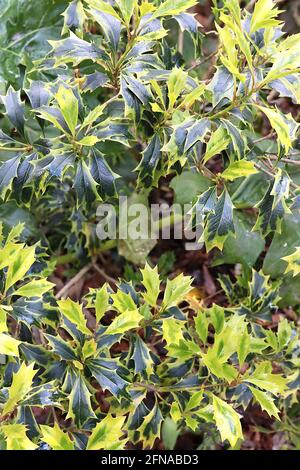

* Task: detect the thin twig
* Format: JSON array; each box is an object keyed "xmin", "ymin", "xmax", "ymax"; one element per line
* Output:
[
  {"xmin": 266, "ymin": 155, "xmax": 300, "ymax": 167},
  {"xmin": 56, "ymin": 263, "xmax": 93, "ymax": 299},
  {"xmin": 256, "ymin": 161, "xmax": 298, "ymax": 191},
  {"xmin": 245, "ymin": 0, "xmax": 256, "ymax": 12},
  {"xmin": 187, "ymin": 50, "xmax": 218, "ymax": 72},
  {"xmin": 92, "ymin": 262, "xmax": 117, "ymax": 286},
  {"xmin": 252, "ymin": 132, "xmax": 275, "ymax": 143}
]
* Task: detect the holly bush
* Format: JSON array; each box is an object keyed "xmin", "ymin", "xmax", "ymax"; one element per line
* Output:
[{"xmin": 0, "ymin": 0, "xmax": 300, "ymax": 451}]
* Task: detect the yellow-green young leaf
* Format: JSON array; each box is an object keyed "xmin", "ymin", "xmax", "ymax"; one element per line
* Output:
[
  {"xmin": 202, "ymin": 347, "xmax": 238, "ymax": 382},
  {"xmin": 40, "ymin": 423, "xmax": 75, "ymax": 450},
  {"xmin": 35, "ymin": 107, "xmax": 66, "ymax": 134},
  {"xmin": 55, "ymin": 86, "xmax": 78, "ymax": 136},
  {"xmin": 225, "ymin": 0, "xmax": 241, "ymax": 26},
  {"xmin": 219, "ymin": 13, "xmax": 252, "ymax": 72},
  {"xmin": 77, "ymin": 135, "xmax": 99, "ymax": 146},
  {"xmin": 88, "ymin": 0, "xmax": 121, "ymax": 19},
  {"xmin": 111, "ymin": 289, "xmax": 137, "ymax": 312},
  {"xmin": 231, "ymin": 21, "xmax": 252, "ymax": 72},
  {"xmin": 6, "ymin": 222, "xmax": 24, "ymax": 243},
  {"xmin": 170, "ymin": 401, "xmax": 182, "ymax": 423},
  {"xmin": 162, "ymin": 318, "xmax": 184, "ymax": 346},
  {"xmin": 153, "ymin": 0, "xmax": 197, "ymax": 18},
  {"xmin": 222, "ymin": 161, "xmax": 258, "ymax": 181},
  {"xmin": 186, "ymin": 391, "xmax": 204, "ymax": 412},
  {"xmin": 209, "ymin": 304, "xmax": 225, "ymax": 334},
  {"xmin": 212, "ymin": 395, "xmax": 243, "ymax": 447},
  {"xmin": 203, "ymin": 127, "xmax": 230, "ymax": 164},
  {"xmin": 141, "ymin": 262, "xmax": 160, "ymax": 307},
  {"xmin": 12, "ymin": 279, "xmax": 55, "ymax": 298},
  {"xmin": 243, "ymin": 362, "xmax": 288, "ymax": 395},
  {"xmin": 0, "ymin": 242, "xmax": 23, "ymax": 271},
  {"xmin": 82, "ymin": 338, "xmax": 97, "ymax": 359},
  {"xmin": 250, "ymin": 0, "xmax": 281, "ymax": 33},
  {"xmin": 214, "ymin": 314, "xmax": 247, "ymax": 362},
  {"xmin": 282, "ymin": 247, "xmax": 300, "ymax": 277},
  {"xmin": 256, "ymin": 106, "xmax": 292, "ymax": 153},
  {"xmin": 216, "ymin": 24, "xmax": 244, "ymax": 82},
  {"xmin": 0, "ymin": 333, "xmax": 21, "ymax": 357},
  {"xmin": 194, "ymin": 311, "xmax": 208, "ymax": 343},
  {"xmin": 5, "ymin": 245, "xmax": 36, "ymax": 293},
  {"xmin": 105, "ymin": 309, "xmax": 143, "ymax": 335},
  {"xmin": 57, "ymin": 298, "xmax": 91, "ymax": 335},
  {"xmin": 162, "ymin": 273, "xmax": 193, "ymax": 309},
  {"xmin": 95, "ymin": 284, "xmax": 110, "ymax": 322},
  {"xmin": 1, "ymin": 424, "xmax": 37, "ymax": 450},
  {"xmin": 167, "ymin": 68, "xmax": 187, "ymax": 109},
  {"xmin": 115, "ymin": 0, "xmax": 136, "ymax": 24},
  {"xmin": 80, "ymin": 102, "xmax": 106, "ymax": 129},
  {"xmin": 237, "ymin": 330, "xmax": 251, "ymax": 366},
  {"xmin": 249, "ymin": 387, "xmax": 280, "ymax": 420},
  {"xmin": 277, "ymin": 318, "xmax": 292, "ymax": 350},
  {"xmin": 0, "ymin": 306, "xmax": 7, "ymax": 333},
  {"xmin": 2, "ymin": 362, "xmax": 37, "ymax": 415},
  {"xmin": 87, "ymin": 415, "xmax": 126, "ymax": 450},
  {"xmin": 180, "ymin": 83, "xmax": 206, "ymax": 109}
]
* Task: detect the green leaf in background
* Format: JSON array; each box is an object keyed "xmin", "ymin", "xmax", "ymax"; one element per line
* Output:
[
  {"xmin": 0, "ymin": 0, "xmax": 66, "ymax": 86},
  {"xmin": 212, "ymin": 212, "xmax": 265, "ymax": 268},
  {"xmin": 263, "ymin": 213, "xmax": 300, "ymax": 277},
  {"xmin": 170, "ymin": 170, "xmax": 211, "ymax": 205},
  {"xmin": 161, "ymin": 417, "xmax": 180, "ymax": 450}
]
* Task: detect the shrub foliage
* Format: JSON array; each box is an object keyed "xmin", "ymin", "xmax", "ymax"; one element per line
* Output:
[{"xmin": 0, "ymin": 0, "xmax": 300, "ymax": 450}]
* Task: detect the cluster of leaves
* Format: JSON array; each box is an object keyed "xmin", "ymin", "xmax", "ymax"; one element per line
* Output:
[
  {"xmin": 0, "ymin": 0, "xmax": 300, "ymax": 277},
  {"xmin": 0, "ymin": 0, "xmax": 300, "ymax": 451},
  {"xmin": 0, "ymin": 227, "xmax": 299, "ymax": 450}
]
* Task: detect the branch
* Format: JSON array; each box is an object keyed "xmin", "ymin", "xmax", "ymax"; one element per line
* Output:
[
  {"xmin": 187, "ymin": 50, "xmax": 218, "ymax": 72},
  {"xmin": 92, "ymin": 262, "xmax": 117, "ymax": 286},
  {"xmin": 56, "ymin": 263, "xmax": 93, "ymax": 299}
]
